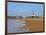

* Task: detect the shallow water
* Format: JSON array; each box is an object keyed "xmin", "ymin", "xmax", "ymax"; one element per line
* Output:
[{"xmin": 7, "ymin": 18, "xmax": 31, "ymax": 33}]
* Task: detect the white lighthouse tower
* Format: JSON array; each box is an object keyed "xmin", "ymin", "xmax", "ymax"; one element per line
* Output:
[{"xmin": 32, "ymin": 10, "xmax": 36, "ymax": 16}]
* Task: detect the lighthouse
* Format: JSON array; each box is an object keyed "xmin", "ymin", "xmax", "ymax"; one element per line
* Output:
[
  {"xmin": 32, "ymin": 10, "xmax": 35, "ymax": 16},
  {"xmin": 31, "ymin": 10, "xmax": 36, "ymax": 18}
]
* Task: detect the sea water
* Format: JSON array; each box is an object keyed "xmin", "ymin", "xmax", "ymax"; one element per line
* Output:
[{"xmin": 7, "ymin": 18, "xmax": 31, "ymax": 33}]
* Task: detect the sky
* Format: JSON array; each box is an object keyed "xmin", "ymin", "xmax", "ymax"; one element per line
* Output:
[{"xmin": 7, "ymin": 2, "xmax": 43, "ymax": 16}]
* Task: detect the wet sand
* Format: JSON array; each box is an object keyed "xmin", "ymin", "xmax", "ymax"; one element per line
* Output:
[
  {"xmin": 7, "ymin": 17, "xmax": 44, "ymax": 33},
  {"xmin": 24, "ymin": 18, "xmax": 44, "ymax": 32}
]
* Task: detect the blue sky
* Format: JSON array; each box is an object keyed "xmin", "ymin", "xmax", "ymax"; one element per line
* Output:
[{"xmin": 7, "ymin": 2, "xmax": 43, "ymax": 16}]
